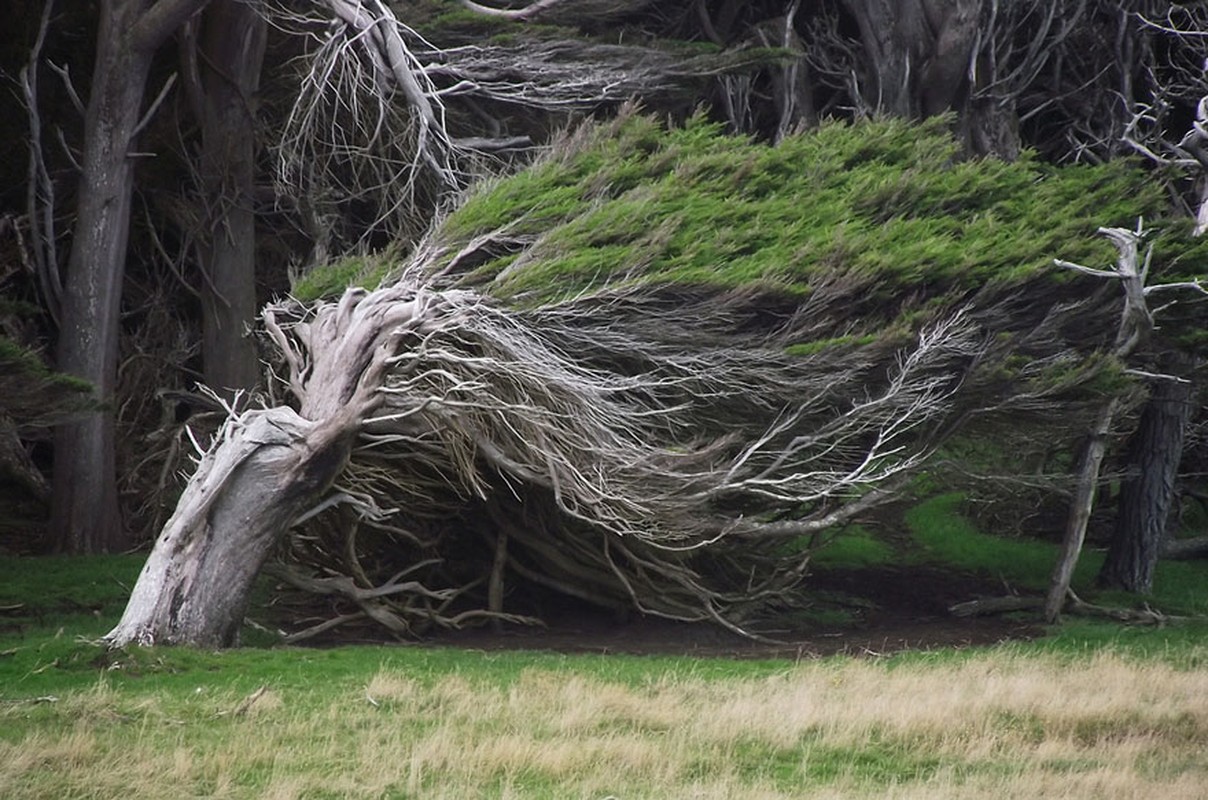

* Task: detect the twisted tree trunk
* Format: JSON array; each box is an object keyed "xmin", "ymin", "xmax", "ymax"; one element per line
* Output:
[
  {"xmin": 104, "ymin": 407, "xmax": 357, "ymax": 647},
  {"xmin": 106, "ymin": 286, "xmax": 410, "ymax": 647}
]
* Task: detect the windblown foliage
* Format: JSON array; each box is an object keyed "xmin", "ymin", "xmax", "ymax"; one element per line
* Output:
[{"xmin": 246, "ymin": 114, "xmax": 1206, "ymax": 641}]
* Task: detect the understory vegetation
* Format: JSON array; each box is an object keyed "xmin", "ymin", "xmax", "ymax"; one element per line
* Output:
[{"xmin": 4, "ymin": 497, "xmax": 1207, "ymax": 799}]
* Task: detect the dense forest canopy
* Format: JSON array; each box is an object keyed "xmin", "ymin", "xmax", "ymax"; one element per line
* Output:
[{"xmin": 0, "ymin": 0, "xmax": 1206, "ymax": 644}]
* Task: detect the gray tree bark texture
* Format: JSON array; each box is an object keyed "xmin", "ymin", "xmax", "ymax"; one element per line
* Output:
[
  {"xmin": 51, "ymin": 0, "xmax": 211, "ymax": 553},
  {"xmin": 194, "ymin": 0, "xmax": 266, "ymax": 394},
  {"xmin": 103, "ymin": 407, "xmax": 357, "ymax": 647},
  {"xmin": 104, "ymin": 257, "xmax": 985, "ymax": 648},
  {"xmin": 106, "ymin": 283, "xmax": 411, "ymax": 647},
  {"xmin": 1099, "ymin": 375, "xmax": 1192, "ymax": 593},
  {"xmin": 1044, "ymin": 398, "xmax": 1117, "ymax": 622},
  {"xmin": 52, "ymin": 2, "xmax": 156, "ymax": 553},
  {"xmin": 841, "ymin": 0, "xmax": 982, "ymax": 118}
]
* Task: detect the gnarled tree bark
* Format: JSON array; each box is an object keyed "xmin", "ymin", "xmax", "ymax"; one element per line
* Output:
[
  {"xmin": 104, "ymin": 407, "xmax": 357, "ymax": 647},
  {"xmin": 106, "ymin": 284, "xmax": 416, "ymax": 647}
]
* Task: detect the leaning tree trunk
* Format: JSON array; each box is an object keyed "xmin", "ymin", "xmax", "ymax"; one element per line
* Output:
[
  {"xmin": 52, "ymin": 0, "xmax": 211, "ymax": 553},
  {"xmin": 1045, "ymin": 225, "xmax": 1151, "ymax": 622},
  {"xmin": 103, "ymin": 406, "xmax": 358, "ymax": 647},
  {"xmin": 105, "ymin": 286, "xmax": 410, "ymax": 647},
  {"xmin": 1044, "ymin": 398, "xmax": 1117, "ymax": 621},
  {"xmin": 1099, "ymin": 374, "xmax": 1192, "ymax": 593}
]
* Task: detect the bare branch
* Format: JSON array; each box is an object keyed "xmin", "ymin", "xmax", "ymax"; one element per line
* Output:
[
  {"xmin": 46, "ymin": 61, "xmax": 85, "ymax": 116},
  {"xmin": 131, "ymin": 73, "xmax": 178, "ymax": 140},
  {"xmin": 19, "ymin": 0, "xmax": 61, "ymax": 324},
  {"xmin": 457, "ymin": 0, "xmax": 571, "ymax": 21}
]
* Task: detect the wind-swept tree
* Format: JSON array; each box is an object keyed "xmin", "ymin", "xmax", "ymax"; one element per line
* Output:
[
  {"xmin": 34, "ymin": 0, "xmax": 765, "ymax": 553},
  {"xmin": 105, "ymin": 110, "xmax": 1197, "ymax": 647}
]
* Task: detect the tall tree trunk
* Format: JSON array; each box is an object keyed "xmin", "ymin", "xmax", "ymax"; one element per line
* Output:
[
  {"xmin": 1099, "ymin": 375, "xmax": 1192, "ymax": 593},
  {"xmin": 52, "ymin": 3, "xmax": 155, "ymax": 553},
  {"xmin": 51, "ymin": 0, "xmax": 209, "ymax": 553},
  {"xmin": 194, "ymin": 0, "xmax": 266, "ymax": 394},
  {"xmin": 840, "ymin": 0, "xmax": 983, "ymax": 120}
]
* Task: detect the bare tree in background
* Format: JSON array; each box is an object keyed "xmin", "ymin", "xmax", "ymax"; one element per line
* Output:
[{"xmin": 1046, "ymin": 224, "xmax": 1206, "ymax": 620}]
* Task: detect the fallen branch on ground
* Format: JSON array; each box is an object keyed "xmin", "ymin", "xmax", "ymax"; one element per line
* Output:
[{"xmin": 949, "ymin": 590, "xmax": 1191, "ymax": 625}]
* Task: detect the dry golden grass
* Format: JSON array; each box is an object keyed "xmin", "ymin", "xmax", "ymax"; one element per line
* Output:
[{"xmin": 2, "ymin": 649, "xmax": 1206, "ymax": 798}]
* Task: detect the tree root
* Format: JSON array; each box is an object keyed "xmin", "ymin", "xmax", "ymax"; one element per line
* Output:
[
  {"xmin": 1162, "ymin": 537, "xmax": 1208, "ymax": 560},
  {"xmin": 949, "ymin": 589, "xmax": 1192, "ymax": 625}
]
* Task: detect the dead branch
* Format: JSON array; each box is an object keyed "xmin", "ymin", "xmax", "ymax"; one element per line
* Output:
[
  {"xmin": 1045, "ymin": 220, "xmax": 1208, "ymax": 622},
  {"xmin": 458, "ymin": 0, "xmax": 654, "ymax": 24},
  {"xmin": 950, "ymin": 592, "xmax": 1186, "ymax": 625},
  {"xmin": 271, "ymin": 0, "xmax": 463, "ymax": 247},
  {"xmin": 19, "ymin": 0, "xmax": 62, "ymax": 323},
  {"xmin": 1161, "ymin": 536, "xmax": 1208, "ymax": 560},
  {"xmin": 456, "ymin": 0, "xmax": 570, "ymax": 21}
]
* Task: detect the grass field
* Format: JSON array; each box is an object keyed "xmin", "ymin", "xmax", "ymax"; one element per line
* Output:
[{"xmin": 3, "ymin": 500, "xmax": 1208, "ymax": 799}]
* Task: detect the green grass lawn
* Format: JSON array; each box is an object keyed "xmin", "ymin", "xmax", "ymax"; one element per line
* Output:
[
  {"xmin": 3, "ymin": 501, "xmax": 1208, "ymax": 799},
  {"xmin": 905, "ymin": 493, "xmax": 1208, "ymax": 617}
]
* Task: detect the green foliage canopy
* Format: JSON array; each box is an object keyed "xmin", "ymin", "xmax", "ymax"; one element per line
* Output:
[{"xmin": 435, "ymin": 113, "xmax": 1204, "ymax": 310}]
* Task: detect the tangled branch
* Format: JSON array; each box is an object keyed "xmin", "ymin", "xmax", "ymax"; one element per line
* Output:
[{"xmin": 253, "ymin": 216, "xmax": 987, "ymax": 641}]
